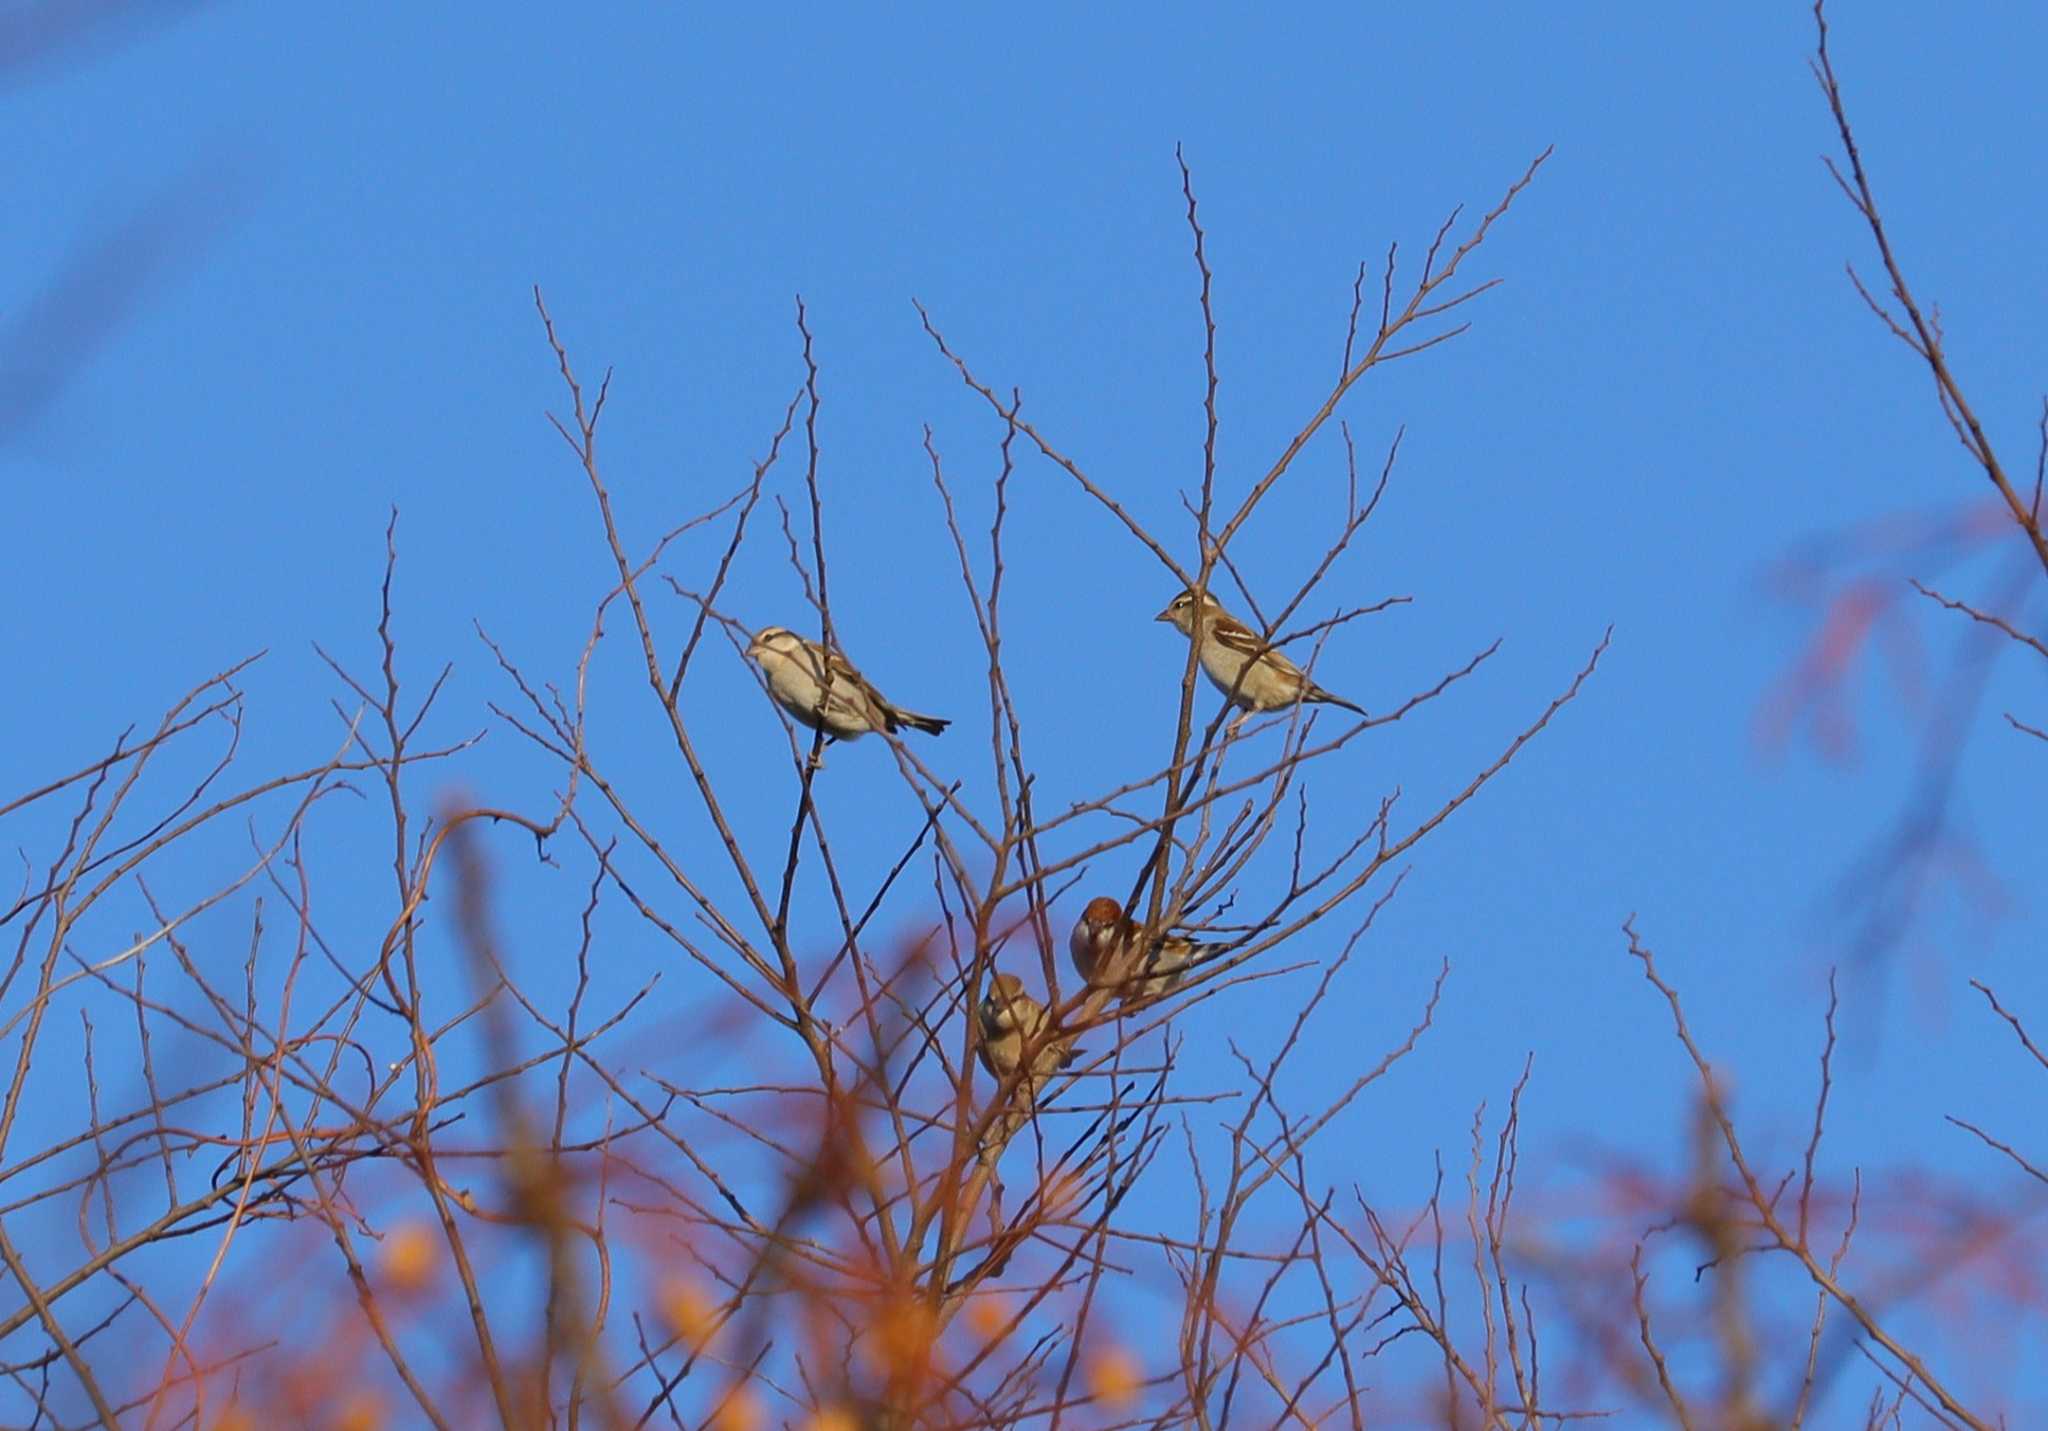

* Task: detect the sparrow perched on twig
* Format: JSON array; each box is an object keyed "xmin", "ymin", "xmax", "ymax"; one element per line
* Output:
[
  {"xmin": 976, "ymin": 972, "xmax": 1076, "ymax": 1148},
  {"xmin": 1156, "ymin": 588, "xmax": 1364, "ymax": 719},
  {"xmin": 744, "ymin": 626, "xmax": 950, "ymax": 748},
  {"xmin": 1068, "ymin": 895, "xmax": 1210, "ymax": 1003}
]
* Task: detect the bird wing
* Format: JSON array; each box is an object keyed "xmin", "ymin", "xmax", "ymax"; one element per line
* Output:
[
  {"xmin": 1210, "ymin": 611, "xmax": 1307, "ymax": 681},
  {"xmin": 825, "ymin": 649, "xmax": 903, "ymax": 730}
]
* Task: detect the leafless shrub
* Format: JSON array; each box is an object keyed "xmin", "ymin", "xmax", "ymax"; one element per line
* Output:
[{"xmin": 4, "ymin": 5, "xmax": 2039, "ymax": 1428}]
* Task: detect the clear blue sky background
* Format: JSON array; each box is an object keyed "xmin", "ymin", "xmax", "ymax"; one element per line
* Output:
[{"xmin": 4, "ymin": 3, "xmax": 2045, "ymax": 1422}]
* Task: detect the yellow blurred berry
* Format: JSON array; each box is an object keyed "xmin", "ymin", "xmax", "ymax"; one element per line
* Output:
[
  {"xmin": 966, "ymin": 1294, "xmax": 1010, "ymax": 1341},
  {"xmin": 333, "ymin": 1391, "xmax": 384, "ymax": 1431},
  {"xmin": 1088, "ymin": 1346, "xmax": 1141, "ymax": 1410},
  {"xmin": 658, "ymin": 1277, "xmax": 719, "ymax": 1351},
  {"xmin": 806, "ymin": 1408, "xmax": 860, "ymax": 1431},
  {"xmin": 710, "ymin": 1387, "xmax": 763, "ymax": 1431},
  {"xmin": 379, "ymin": 1221, "xmax": 437, "ymax": 1293},
  {"xmin": 212, "ymin": 1409, "xmax": 256, "ymax": 1431}
]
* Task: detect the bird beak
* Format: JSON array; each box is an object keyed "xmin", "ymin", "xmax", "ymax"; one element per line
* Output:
[{"xmin": 1154, "ymin": 606, "xmax": 1175, "ymax": 623}]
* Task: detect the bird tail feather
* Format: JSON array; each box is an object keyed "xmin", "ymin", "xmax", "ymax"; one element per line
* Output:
[
  {"xmin": 1310, "ymin": 688, "xmax": 1366, "ymax": 717},
  {"xmin": 892, "ymin": 708, "xmax": 951, "ymax": 736}
]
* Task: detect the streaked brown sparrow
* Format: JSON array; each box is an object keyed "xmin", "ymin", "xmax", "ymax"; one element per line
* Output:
[
  {"xmin": 976, "ymin": 971, "xmax": 1076, "ymax": 1148},
  {"xmin": 1068, "ymin": 895, "xmax": 1209, "ymax": 1003},
  {"xmin": 744, "ymin": 625, "xmax": 950, "ymax": 747},
  {"xmin": 1156, "ymin": 588, "xmax": 1364, "ymax": 718}
]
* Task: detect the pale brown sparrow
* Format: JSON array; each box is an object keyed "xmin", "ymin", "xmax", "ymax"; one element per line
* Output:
[
  {"xmin": 1068, "ymin": 895, "xmax": 1208, "ymax": 1003},
  {"xmin": 976, "ymin": 971, "xmax": 1075, "ymax": 1146},
  {"xmin": 1155, "ymin": 588, "xmax": 1364, "ymax": 718},
  {"xmin": 744, "ymin": 626, "xmax": 950, "ymax": 746}
]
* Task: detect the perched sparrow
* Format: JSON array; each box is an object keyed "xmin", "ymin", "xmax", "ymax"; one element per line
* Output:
[
  {"xmin": 976, "ymin": 972, "xmax": 1075, "ymax": 1146},
  {"xmin": 1068, "ymin": 895, "xmax": 1208, "ymax": 1003},
  {"xmin": 744, "ymin": 626, "xmax": 950, "ymax": 746},
  {"xmin": 1155, "ymin": 588, "xmax": 1364, "ymax": 719}
]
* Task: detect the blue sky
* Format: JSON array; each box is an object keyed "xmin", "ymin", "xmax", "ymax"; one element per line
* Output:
[{"xmin": 4, "ymin": 2, "xmax": 2045, "ymax": 1422}]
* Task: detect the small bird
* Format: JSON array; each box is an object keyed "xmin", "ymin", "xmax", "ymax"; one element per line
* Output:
[
  {"xmin": 1068, "ymin": 895, "xmax": 1209, "ymax": 1003},
  {"xmin": 976, "ymin": 972, "xmax": 1075, "ymax": 1147},
  {"xmin": 744, "ymin": 626, "xmax": 950, "ymax": 747},
  {"xmin": 1155, "ymin": 588, "xmax": 1364, "ymax": 720}
]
